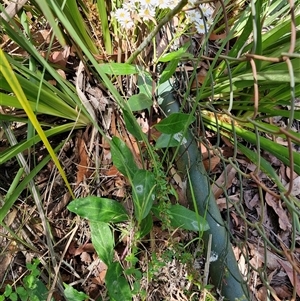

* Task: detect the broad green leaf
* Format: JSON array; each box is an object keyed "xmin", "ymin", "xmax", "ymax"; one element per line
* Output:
[
  {"xmin": 123, "ymin": 110, "xmax": 146, "ymax": 141},
  {"xmin": 132, "ymin": 170, "xmax": 156, "ymax": 222},
  {"xmin": 63, "ymin": 283, "xmax": 89, "ymax": 301},
  {"xmin": 67, "ymin": 197, "xmax": 128, "ymax": 223},
  {"xmin": 158, "ymin": 42, "xmax": 192, "ymax": 62},
  {"xmin": 155, "ymin": 132, "xmax": 188, "ymax": 148},
  {"xmin": 127, "ymin": 93, "xmax": 152, "ymax": 111},
  {"xmin": 99, "ymin": 63, "xmax": 140, "ymax": 75},
  {"xmin": 90, "ymin": 221, "xmax": 114, "ymax": 266},
  {"xmin": 168, "ymin": 204, "xmax": 209, "ymax": 232},
  {"xmin": 159, "ymin": 59, "xmax": 179, "ymax": 85},
  {"xmin": 106, "ymin": 262, "xmax": 132, "ymax": 301},
  {"xmin": 110, "ymin": 136, "xmax": 139, "ymax": 179},
  {"xmin": 155, "ymin": 113, "xmax": 195, "ymax": 134}
]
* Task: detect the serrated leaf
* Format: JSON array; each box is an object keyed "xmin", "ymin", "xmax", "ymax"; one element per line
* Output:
[
  {"xmin": 155, "ymin": 113, "xmax": 195, "ymax": 134},
  {"xmin": 67, "ymin": 196, "xmax": 128, "ymax": 223},
  {"xmin": 110, "ymin": 136, "xmax": 139, "ymax": 178},
  {"xmin": 159, "ymin": 59, "xmax": 179, "ymax": 84},
  {"xmin": 106, "ymin": 262, "xmax": 132, "ymax": 301},
  {"xmin": 63, "ymin": 283, "xmax": 89, "ymax": 301},
  {"xmin": 99, "ymin": 63, "xmax": 140, "ymax": 75},
  {"xmin": 90, "ymin": 221, "xmax": 114, "ymax": 266},
  {"xmin": 123, "ymin": 110, "xmax": 146, "ymax": 141},
  {"xmin": 155, "ymin": 132, "xmax": 188, "ymax": 148},
  {"xmin": 127, "ymin": 93, "xmax": 152, "ymax": 111},
  {"xmin": 132, "ymin": 170, "xmax": 156, "ymax": 223}
]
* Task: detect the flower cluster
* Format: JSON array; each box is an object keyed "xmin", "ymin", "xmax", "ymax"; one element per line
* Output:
[
  {"xmin": 185, "ymin": 1, "xmax": 214, "ymax": 34},
  {"xmin": 113, "ymin": 0, "xmax": 214, "ymax": 34}
]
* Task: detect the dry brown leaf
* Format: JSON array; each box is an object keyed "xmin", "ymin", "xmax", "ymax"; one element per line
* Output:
[
  {"xmin": 75, "ymin": 136, "xmax": 89, "ymax": 186},
  {"xmin": 278, "ymin": 259, "xmax": 300, "ymax": 297},
  {"xmin": 284, "ymin": 176, "xmax": 300, "ymax": 196},
  {"xmin": 212, "ymin": 164, "xmax": 236, "ymax": 199},
  {"xmin": 191, "ymin": 67, "xmax": 208, "ymax": 89},
  {"xmin": 265, "ymin": 193, "xmax": 291, "ymax": 231},
  {"xmin": 248, "ymin": 243, "xmax": 281, "ymax": 270},
  {"xmin": 203, "ymin": 156, "xmax": 220, "ymax": 172}
]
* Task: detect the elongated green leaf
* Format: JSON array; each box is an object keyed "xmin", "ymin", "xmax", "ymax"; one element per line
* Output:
[
  {"xmin": 34, "ymin": 0, "xmax": 66, "ymax": 46},
  {"xmin": 168, "ymin": 204, "xmax": 209, "ymax": 232},
  {"xmin": 236, "ymin": 128, "xmax": 300, "ymax": 175},
  {"xmin": 0, "ymin": 50, "xmax": 74, "ymax": 197},
  {"xmin": 123, "ymin": 110, "xmax": 146, "ymax": 141},
  {"xmin": 132, "ymin": 170, "xmax": 156, "ymax": 222},
  {"xmin": 158, "ymin": 42, "xmax": 192, "ymax": 62},
  {"xmin": 90, "ymin": 221, "xmax": 114, "ymax": 266},
  {"xmin": 99, "ymin": 63, "xmax": 140, "ymax": 75},
  {"xmin": 96, "ymin": 0, "xmax": 112, "ymax": 54},
  {"xmin": 127, "ymin": 93, "xmax": 152, "ymax": 111},
  {"xmin": 0, "ymin": 124, "xmax": 79, "ymax": 164},
  {"xmin": 0, "ymin": 143, "xmax": 64, "ymax": 223},
  {"xmin": 159, "ymin": 59, "xmax": 179, "ymax": 84},
  {"xmin": 237, "ymin": 143, "xmax": 285, "ymax": 190},
  {"xmin": 106, "ymin": 262, "xmax": 132, "ymax": 301},
  {"xmin": 155, "ymin": 113, "xmax": 195, "ymax": 134},
  {"xmin": 67, "ymin": 196, "xmax": 128, "ymax": 223},
  {"xmin": 110, "ymin": 136, "xmax": 139, "ymax": 179}
]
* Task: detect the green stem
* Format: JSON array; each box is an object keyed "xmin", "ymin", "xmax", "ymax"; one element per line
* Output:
[{"xmin": 158, "ymin": 81, "xmax": 250, "ymax": 300}]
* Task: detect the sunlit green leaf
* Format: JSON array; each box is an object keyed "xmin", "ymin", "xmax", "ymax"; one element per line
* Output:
[
  {"xmin": 90, "ymin": 221, "xmax": 114, "ymax": 266},
  {"xmin": 63, "ymin": 283, "xmax": 89, "ymax": 301},
  {"xmin": 127, "ymin": 93, "xmax": 152, "ymax": 111},
  {"xmin": 106, "ymin": 262, "xmax": 132, "ymax": 301},
  {"xmin": 67, "ymin": 197, "xmax": 128, "ymax": 223},
  {"xmin": 155, "ymin": 113, "xmax": 195, "ymax": 134},
  {"xmin": 123, "ymin": 110, "xmax": 146, "ymax": 141},
  {"xmin": 158, "ymin": 42, "xmax": 192, "ymax": 62},
  {"xmin": 110, "ymin": 136, "xmax": 139, "ymax": 179},
  {"xmin": 153, "ymin": 204, "xmax": 209, "ymax": 232},
  {"xmin": 99, "ymin": 63, "xmax": 140, "ymax": 75},
  {"xmin": 132, "ymin": 170, "xmax": 156, "ymax": 222}
]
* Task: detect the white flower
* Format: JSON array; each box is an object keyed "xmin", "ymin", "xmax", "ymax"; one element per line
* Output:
[
  {"xmin": 114, "ymin": 8, "xmax": 134, "ymax": 29},
  {"xmin": 139, "ymin": 0, "xmax": 158, "ymax": 9},
  {"xmin": 123, "ymin": 0, "xmax": 138, "ymax": 12},
  {"xmin": 195, "ymin": 19, "xmax": 206, "ymax": 34},
  {"xmin": 199, "ymin": 3, "xmax": 213, "ymax": 17},
  {"xmin": 186, "ymin": 9, "xmax": 201, "ymax": 23},
  {"xmin": 206, "ymin": 16, "xmax": 214, "ymax": 27},
  {"xmin": 157, "ymin": 0, "xmax": 170, "ymax": 9},
  {"xmin": 114, "ymin": 8, "xmax": 131, "ymax": 22},
  {"xmin": 139, "ymin": 6, "xmax": 156, "ymax": 21}
]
